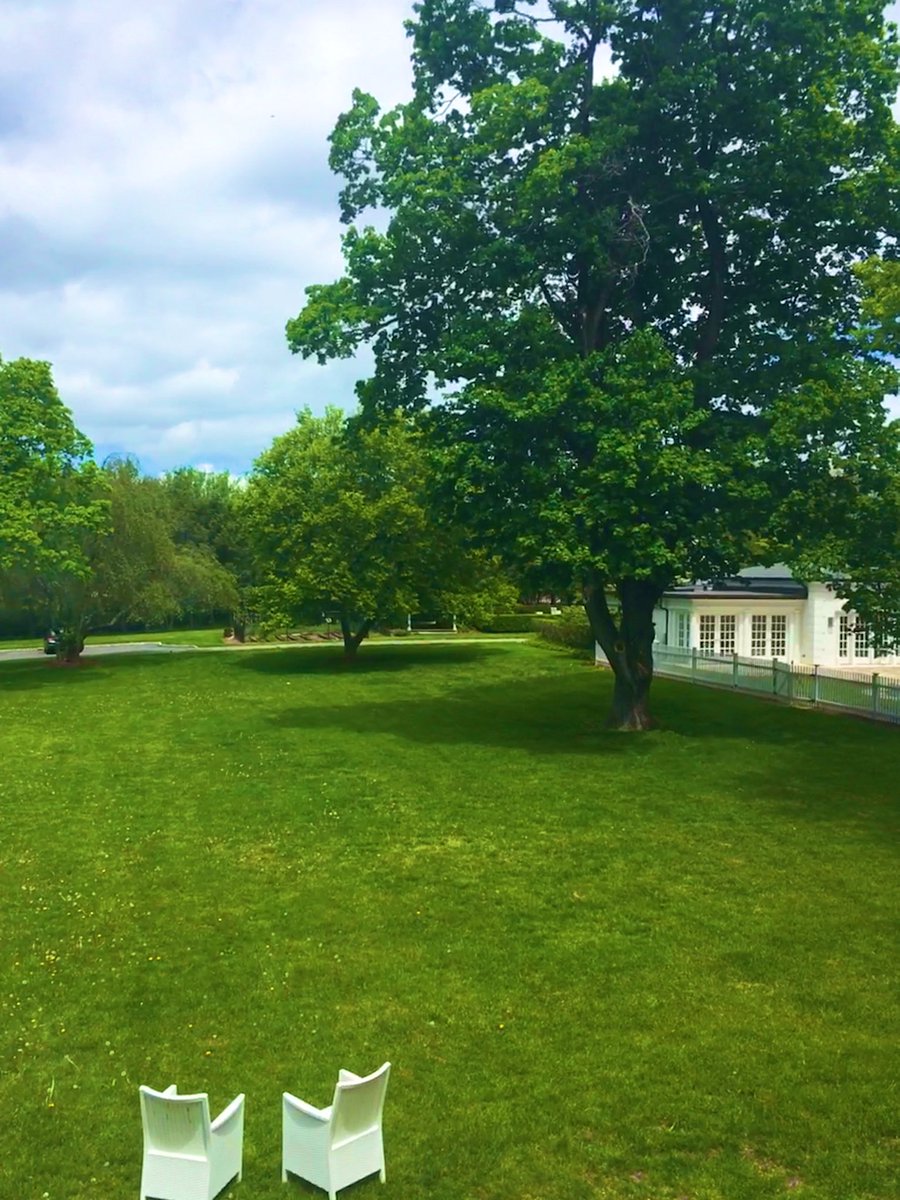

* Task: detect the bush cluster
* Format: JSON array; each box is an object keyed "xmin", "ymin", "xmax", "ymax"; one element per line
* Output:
[
  {"xmin": 476, "ymin": 613, "xmax": 536, "ymax": 633},
  {"xmin": 532, "ymin": 606, "xmax": 594, "ymax": 652}
]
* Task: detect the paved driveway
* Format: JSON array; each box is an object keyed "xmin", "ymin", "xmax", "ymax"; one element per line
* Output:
[{"xmin": 0, "ymin": 642, "xmax": 196, "ymax": 662}]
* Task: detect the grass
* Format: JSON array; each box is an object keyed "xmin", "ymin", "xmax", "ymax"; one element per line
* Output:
[{"xmin": 0, "ymin": 641, "xmax": 897, "ymax": 1200}]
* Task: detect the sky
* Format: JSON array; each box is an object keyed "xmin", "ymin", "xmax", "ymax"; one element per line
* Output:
[{"xmin": 1, "ymin": 0, "xmax": 898, "ymax": 477}]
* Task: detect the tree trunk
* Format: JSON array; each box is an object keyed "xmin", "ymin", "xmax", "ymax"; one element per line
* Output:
[
  {"xmin": 339, "ymin": 613, "xmax": 372, "ymax": 662},
  {"xmin": 58, "ymin": 626, "xmax": 86, "ymax": 664},
  {"xmin": 584, "ymin": 576, "xmax": 661, "ymax": 731}
]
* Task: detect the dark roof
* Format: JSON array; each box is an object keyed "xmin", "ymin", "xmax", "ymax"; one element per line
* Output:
[{"xmin": 664, "ymin": 565, "xmax": 808, "ymax": 600}]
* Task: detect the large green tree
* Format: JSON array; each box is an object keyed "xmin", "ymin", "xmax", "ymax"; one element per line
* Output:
[
  {"xmin": 243, "ymin": 407, "xmax": 515, "ymax": 657},
  {"xmin": 789, "ymin": 257, "xmax": 900, "ymax": 649},
  {"xmin": 0, "ymin": 356, "xmax": 107, "ymax": 582},
  {"xmin": 287, "ymin": 0, "xmax": 899, "ymax": 727},
  {"xmin": 21, "ymin": 459, "xmax": 239, "ymax": 661},
  {"xmin": 159, "ymin": 466, "xmax": 255, "ymax": 632}
]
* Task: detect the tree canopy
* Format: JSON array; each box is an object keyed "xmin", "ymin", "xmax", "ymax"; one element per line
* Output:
[
  {"xmin": 11, "ymin": 458, "xmax": 240, "ymax": 660},
  {"xmin": 0, "ymin": 355, "xmax": 108, "ymax": 582},
  {"xmin": 288, "ymin": 0, "xmax": 900, "ymax": 727},
  {"xmin": 243, "ymin": 407, "xmax": 516, "ymax": 656},
  {"xmin": 792, "ymin": 258, "xmax": 900, "ymax": 648}
]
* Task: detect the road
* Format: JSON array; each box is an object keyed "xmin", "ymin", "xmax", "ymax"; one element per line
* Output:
[
  {"xmin": 0, "ymin": 642, "xmax": 197, "ymax": 662},
  {"xmin": 0, "ymin": 634, "xmax": 529, "ymax": 664}
]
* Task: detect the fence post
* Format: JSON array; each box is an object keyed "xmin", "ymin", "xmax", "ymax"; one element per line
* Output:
[
  {"xmin": 692, "ymin": 646, "xmax": 697, "ymax": 680},
  {"xmin": 872, "ymin": 672, "xmax": 880, "ymax": 716},
  {"xmin": 813, "ymin": 664, "xmax": 819, "ymax": 706},
  {"xmin": 732, "ymin": 652, "xmax": 738, "ymax": 689},
  {"xmin": 787, "ymin": 662, "xmax": 794, "ymax": 702},
  {"xmin": 772, "ymin": 658, "xmax": 778, "ymax": 696}
]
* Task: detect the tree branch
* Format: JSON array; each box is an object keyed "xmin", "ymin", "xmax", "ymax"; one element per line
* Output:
[{"xmin": 695, "ymin": 193, "xmax": 727, "ymax": 365}]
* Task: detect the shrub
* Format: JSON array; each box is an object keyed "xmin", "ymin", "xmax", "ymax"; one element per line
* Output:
[
  {"xmin": 533, "ymin": 606, "xmax": 594, "ymax": 652},
  {"xmin": 476, "ymin": 613, "xmax": 536, "ymax": 633}
]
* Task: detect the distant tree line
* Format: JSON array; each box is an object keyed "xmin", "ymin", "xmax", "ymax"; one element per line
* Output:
[{"xmin": 0, "ymin": 356, "xmax": 518, "ymax": 661}]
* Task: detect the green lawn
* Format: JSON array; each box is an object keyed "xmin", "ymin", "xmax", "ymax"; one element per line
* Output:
[{"xmin": 0, "ymin": 642, "xmax": 896, "ymax": 1200}]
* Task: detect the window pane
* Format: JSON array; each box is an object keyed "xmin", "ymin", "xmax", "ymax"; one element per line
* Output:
[
  {"xmin": 771, "ymin": 614, "xmax": 786, "ymax": 658},
  {"xmin": 854, "ymin": 619, "xmax": 870, "ymax": 658},
  {"xmin": 719, "ymin": 614, "xmax": 735, "ymax": 654},
  {"xmin": 699, "ymin": 614, "xmax": 716, "ymax": 652},
  {"xmin": 751, "ymin": 614, "xmax": 767, "ymax": 657},
  {"xmin": 676, "ymin": 612, "xmax": 689, "ymax": 649}
]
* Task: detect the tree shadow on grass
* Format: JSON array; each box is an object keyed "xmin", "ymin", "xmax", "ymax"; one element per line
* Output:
[
  {"xmin": 259, "ymin": 655, "xmax": 900, "ymax": 830},
  {"xmin": 0, "ymin": 657, "xmax": 117, "ymax": 692},
  {"xmin": 233, "ymin": 640, "xmax": 639, "ymax": 756},
  {"xmin": 230, "ymin": 639, "xmax": 514, "ymax": 676},
  {"xmin": 263, "ymin": 677, "xmax": 653, "ymax": 758},
  {"xmin": 0, "ymin": 648, "xmax": 193, "ymax": 692}
]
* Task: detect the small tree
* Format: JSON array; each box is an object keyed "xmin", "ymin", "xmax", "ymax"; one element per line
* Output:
[{"xmin": 243, "ymin": 408, "xmax": 507, "ymax": 658}]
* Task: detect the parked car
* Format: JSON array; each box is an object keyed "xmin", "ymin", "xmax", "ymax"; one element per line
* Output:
[{"xmin": 42, "ymin": 630, "xmax": 59, "ymax": 655}]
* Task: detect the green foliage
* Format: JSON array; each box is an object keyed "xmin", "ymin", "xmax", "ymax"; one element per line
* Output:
[
  {"xmin": 476, "ymin": 612, "xmax": 535, "ymax": 633},
  {"xmin": 0, "ymin": 355, "xmax": 108, "ymax": 581},
  {"xmin": 12, "ymin": 459, "xmax": 240, "ymax": 657},
  {"xmin": 788, "ymin": 434, "xmax": 900, "ymax": 649},
  {"xmin": 855, "ymin": 256, "xmax": 900, "ymax": 356},
  {"xmin": 431, "ymin": 551, "xmax": 520, "ymax": 628},
  {"xmin": 0, "ymin": 360, "xmax": 247, "ymax": 653},
  {"xmin": 287, "ymin": 0, "xmax": 899, "ymax": 724},
  {"xmin": 243, "ymin": 408, "xmax": 437, "ymax": 652},
  {"xmin": 160, "ymin": 466, "xmax": 252, "ymax": 579},
  {"xmin": 533, "ymin": 605, "xmax": 594, "ymax": 651},
  {"xmin": 158, "ymin": 465, "xmax": 254, "ymax": 628},
  {"xmin": 243, "ymin": 408, "xmax": 520, "ymax": 654}
]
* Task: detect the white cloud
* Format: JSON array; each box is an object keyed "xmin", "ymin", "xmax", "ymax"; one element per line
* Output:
[
  {"xmin": 0, "ymin": 0, "xmax": 898, "ymax": 473},
  {"xmin": 0, "ymin": 0, "xmax": 415, "ymax": 473}
]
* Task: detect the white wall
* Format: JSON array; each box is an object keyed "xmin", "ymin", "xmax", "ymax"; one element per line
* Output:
[
  {"xmin": 807, "ymin": 583, "xmax": 900, "ymax": 667},
  {"xmin": 655, "ymin": 598, "xmax": 805, "ymax": 660},
  {"xmin": 603, "ymin": 589, "xmax": 900, "ymax": 669}
]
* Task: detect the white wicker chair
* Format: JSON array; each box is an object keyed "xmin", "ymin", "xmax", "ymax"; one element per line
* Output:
[
  {"xmin": 139, "ymin": 1084, "xmax": 244, "ymax": 1200},
  {"xmin": 282, "ymin": 1062, "xmax": 391, "ymax": 1199}
]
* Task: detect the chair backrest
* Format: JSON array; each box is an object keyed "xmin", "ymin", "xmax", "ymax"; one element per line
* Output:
[
  {"xmin": 140, "ymin": 1087, "xmax": 212, "ymax": 1159},
  {"xmin": 330, "ymin": 1063, "xmax": 391, "ymax": 1145}
]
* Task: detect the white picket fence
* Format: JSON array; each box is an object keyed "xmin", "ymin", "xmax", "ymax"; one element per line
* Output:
[{"xmin": 599, "ymin": 644, "xmax": 900, "ymax": 725}]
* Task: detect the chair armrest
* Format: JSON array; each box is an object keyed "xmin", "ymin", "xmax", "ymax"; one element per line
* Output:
[
  {"xmin": 211, "ymin": 1093, "xmax": 245, "ymax": 1134},
  {"xmin": 338, "ymin": 1069, "xmax": 362, "ymax": 1084},
  {"xmin": 283, "ymin": 1093, "xmax": 331, "ymax": 1123}
]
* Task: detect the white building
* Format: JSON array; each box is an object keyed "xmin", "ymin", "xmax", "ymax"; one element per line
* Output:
[{"xmin": 652, "ymin": 566, "xmax": 900, "ymax": 668}]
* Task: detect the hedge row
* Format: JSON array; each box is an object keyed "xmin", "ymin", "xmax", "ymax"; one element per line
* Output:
[
  {"xmin": 476, "ymin": 613, "xmax": 536, "ymax": 633},
  {"xmin": 532, "ymin": 607, "xmax": 594, "ymax": 651}
]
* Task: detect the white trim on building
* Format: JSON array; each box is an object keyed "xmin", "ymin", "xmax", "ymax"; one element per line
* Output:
[{"xmin": 651, "ymin": 571, "xmax": 900, "ymax": 669}]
